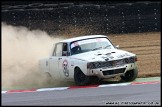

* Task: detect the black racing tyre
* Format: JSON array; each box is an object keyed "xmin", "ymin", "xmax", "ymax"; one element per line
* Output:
[
  {"xmin": 91, "ymin": 76, "xmax": 101, "ymax": 84},
  {"xmin": 121, "ymin": 68, "xmax": 138, "ymax": 81},
  {"xmin": 74, "ymin": 67, "xmax": 92, "ymax": 86}
]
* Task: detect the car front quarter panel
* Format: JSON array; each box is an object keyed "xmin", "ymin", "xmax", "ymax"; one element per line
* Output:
[{"xmin": 71, "ymin": 58, "xmax": 88, "ymax": 76}]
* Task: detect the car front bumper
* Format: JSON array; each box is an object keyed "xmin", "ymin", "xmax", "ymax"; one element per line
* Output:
[{"xmin": 88, "ymin": 62, "xmax": 137, "ymax": 78}]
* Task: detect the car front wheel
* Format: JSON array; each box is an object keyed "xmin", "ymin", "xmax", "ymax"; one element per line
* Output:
[
  {"xmin": 74, "ymin": 67, "xmax": 92, "ymax": 86},
  {"xmin": 121, "ymin": 68, "xmax": 138, "ymax": 81}
]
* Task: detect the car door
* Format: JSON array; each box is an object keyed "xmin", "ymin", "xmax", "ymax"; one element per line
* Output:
[
  {"xmin": 58, "ymin": 43, "xmax": 71, "ymax": 79},
  {"xmin": 48, "ymin": 43, "xmax": 62, "ymax": 80}
]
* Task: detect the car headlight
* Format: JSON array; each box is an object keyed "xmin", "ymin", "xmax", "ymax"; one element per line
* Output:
[
  {"xmin": 94, "ymin": 62, "xmax": 101, "ymax": 68},
  {"xmin": 129, "ymin": 57, "xmax": 134, "ymax": 63},
  {"xmin": 125, "ymin": 56, "xmax": 137, "ymax": 64},
  {"xmin": 87, "ymin": 62, "xmax": 93, "ymax": 69},
  {"xmin": 87, "ymin": 62, "xmax": 101, "ymax": 69},
  {"xmin": 125, "ymin": 58, "xmax": 129, "ymax": 63}
]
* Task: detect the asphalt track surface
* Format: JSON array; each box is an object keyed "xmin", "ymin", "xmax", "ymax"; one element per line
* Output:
[{"xmin": 2, "ymin": 82, "xmax": 160, "ymax": 106}]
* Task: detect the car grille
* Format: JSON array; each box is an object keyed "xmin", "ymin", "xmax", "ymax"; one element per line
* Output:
[
  {"xmin": 102, "ymin": 68, "xmax": 126, "ymax": 75},
  {"xmin": 89, "ymin": 57, "xmax": 135, "ymax": 69},
  {"xmin": 100, "ymin": 59, "xmax": 126, "ymax": 68}
]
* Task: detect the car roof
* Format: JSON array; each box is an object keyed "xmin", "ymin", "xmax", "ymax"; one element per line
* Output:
[{"xmin": 59, "ymin": 35, "xmax": 108, "ymax": 43}]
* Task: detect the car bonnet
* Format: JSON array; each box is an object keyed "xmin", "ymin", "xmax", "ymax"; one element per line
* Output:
[{"xmin": 71, "ymin": 49, "xmax": 135, "ymax": 62}]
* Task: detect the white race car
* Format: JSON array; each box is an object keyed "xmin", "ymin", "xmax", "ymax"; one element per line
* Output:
[{"xmin": 39, "ymin": 35, "xmax": 138, "ymax": 86}]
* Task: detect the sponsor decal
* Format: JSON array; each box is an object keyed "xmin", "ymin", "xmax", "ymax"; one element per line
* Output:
[
  {"xmin": 109, "ymin": 56, "xmax": 114, "ymax": 59},
  {"xmin": 117, "ymin": 53, "xmax": 131, "ymax": 58},
  {"xmin": 96, "ymin": 38, "xmax": 102, "ymax": 42},
  {"xmin": 125, "ymin": 53, "xmax": 131, "ymax": 56},
  {"xmin": 102, "ymin": 54, "xmax": 114, "ymax": 60},
  {"xmin": 62, "ymin": 59, "xmax": 69, "ymax": 77},
  {"xmin": 106, "ymin": 53, "xmax": 111, "ymax": 56},
  {"xmin": 102, "ymin": 56, "xmax": 109, "ymax": 61},
  {"xmin": 117, "ymin": 54, "xmax": 126, "ymax": 58}
]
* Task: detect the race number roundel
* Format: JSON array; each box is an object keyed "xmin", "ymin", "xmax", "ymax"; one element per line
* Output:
[{"xmin": 62, "ymin": 59, "xmax": 69, "ymax": 77}]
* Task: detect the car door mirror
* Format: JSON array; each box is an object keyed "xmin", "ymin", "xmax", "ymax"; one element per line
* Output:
[{"xmin": 116, "ymin": 45, "xmax": 119, "ymax": 49}]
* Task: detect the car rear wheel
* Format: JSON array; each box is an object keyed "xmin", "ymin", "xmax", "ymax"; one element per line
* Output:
[
  {"xmin": 121, "ymin": 68, "xmax": 138, "ymax": 81},
  {"xmin": 74, "ymin": 67, "xmax": 92, "ymax": 86}
]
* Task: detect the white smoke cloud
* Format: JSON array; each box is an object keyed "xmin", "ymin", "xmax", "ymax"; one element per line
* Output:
[{"xmin": 1, "ymin": 23, "xmax": 70, "ymax": 89}]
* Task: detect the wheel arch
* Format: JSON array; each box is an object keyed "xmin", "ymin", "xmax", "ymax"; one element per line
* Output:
[
  {"xmin": 74, "ymin": 66, "xmax": 86, "ymax": 75},
  {"xmin": 74, "ymin": 66, "xmax": 82, "ymax": 73}
]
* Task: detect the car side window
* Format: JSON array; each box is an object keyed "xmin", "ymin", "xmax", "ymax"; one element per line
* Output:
[
  {"xmin": 54, "ymin": 43, "xmax": 62, "ymax": 57},
  {"xmin": 62, "ymin": 43, "xmax": 68, "ymax": 56}
]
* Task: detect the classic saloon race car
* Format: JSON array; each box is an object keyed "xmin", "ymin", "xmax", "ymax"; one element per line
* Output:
[{"xmin": 39, "ymin": 35, "xmax": 138, "ymax": 86}]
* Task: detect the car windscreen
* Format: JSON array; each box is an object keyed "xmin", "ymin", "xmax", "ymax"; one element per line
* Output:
[{"xmin": 70, "ymin": 37, "xmax": 115, "ymax": 55}]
